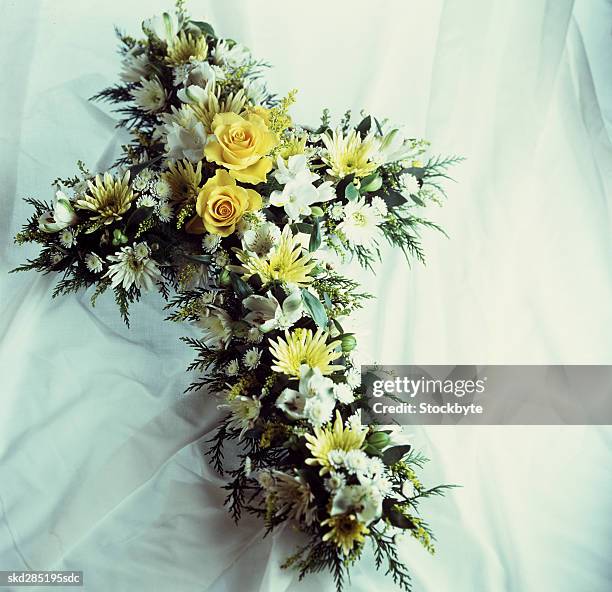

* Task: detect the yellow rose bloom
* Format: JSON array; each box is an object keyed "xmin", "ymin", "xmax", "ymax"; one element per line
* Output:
[
  {"xmin": 204, "ymin": 112, "xmax": 278, "ymax": 184},
  {"xmin": 188, "ymin": 170, "xmax": 262, "ymax": 236}
]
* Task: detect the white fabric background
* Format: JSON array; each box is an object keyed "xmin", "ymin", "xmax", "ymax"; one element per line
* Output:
[{"xmin": 1, "ymin": 1, "xmax": 611, "ymax": 591}]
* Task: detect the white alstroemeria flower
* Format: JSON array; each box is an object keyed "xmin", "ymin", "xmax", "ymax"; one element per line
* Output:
[
  {"xmin": 157, "ymin": 106, "xmax": 210, "ymax": 162},
  {"xmin": 401, "ymin": 172, "xmax": 420, "ymax": 196},
  {"xmin": 143, "ymin": 12, "xmax": 181, "ymax": 44},
  {"xmin": 176, "ymin": 83, "xmax": 209, "ymax": 105},
  {"xmin": 330, "ymin": 484, "xmax": 383, "ymax": 524},
  {"xmin": 242, "ymin": 221, "xmax": 281, "ymax": 256},
  {"xmin": 130, "ymin": 77, "xmax": 166, "ymax": 113},
  {"xmin": 270, "ymin": 155, "xmax": 334, "ymax": 220},
  {"xmin": 212, "ymin": 40, "xmax": 251, "ymax": 68},
  {"xmin": 372, "ymin": 125, "xmax": 415, "ymax": 164},
  {"xmin": 194, "ymin": 305, "xmax": 233, "ymax": 350},
  {"xmin": 175, "ymin": 62, "xmax": 225, "ymax": 90},
  {"xmin": 275, "ymin": 364, "xmax": 336, "ymax": 426},
  {"xmin": 337, "ymin": 198, "xmax": 382, "ymax": 247},
  {"xmin": 120, "ymin": 48, "xmax": 150, "ymax": 83},
  {"xmin": 243, "ymin": 289, "xmax": 303, "ymax": 333},
  {"xmin": 38, "ymin": 191, "xmax": 77, "ymax": 233}
]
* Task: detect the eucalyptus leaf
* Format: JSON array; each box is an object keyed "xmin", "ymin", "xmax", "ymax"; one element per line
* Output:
[
  {"xmin": 382, "ymin": 444, "xmax": 412, "ymax": 466},
  {"xmin": 191, "ymin": 20, "xmax": 216, "ymax": 38},
  {"xmin": 292, "ymin": 222, "xmax": 313, "ymax": 234},
  {"xmin": 383, "ymin": 499, "xmax": 414, "ymax": 530},
  {"xmin": 230, "ymin": 272, "xmax": 253, "ymax": 298},
  {"xmin": 410, "ymin": 193, "xmax": 425, "ymax": 206},
  {"xmin": 345, "ymin": 183, "xmax": 360, "ymax": 201},
  {"xmin": 382, "ymin": 190, "xmax": 407, "ymax": 208},
  {"xmin": 309, "ymin": 218, "xmax": 321, "ymax": 252},
  {"xmin": 301, "ymin": 288, "xmax": 328, "ymax": 328},
  {"xmin": 356, "ymin": 115, "xmax": 372, "ymax": 137}
]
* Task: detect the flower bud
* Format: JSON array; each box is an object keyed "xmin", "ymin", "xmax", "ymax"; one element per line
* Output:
[
  {"xmin": 367, "ymin": 431, "xmax": 390, "ymax": 450},
  {"xmin": 310, "ymin": 206, "xmax": 324, "ymax": 217},
  {"xmin": 219, "ymin": 269, "xmax": 232, "ymax": 286},
  {"xmin": 340, "ymin": 334, "xmax": 357, "ymax": 352}
]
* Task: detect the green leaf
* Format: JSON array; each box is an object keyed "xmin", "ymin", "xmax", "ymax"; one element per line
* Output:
[
  {"xmin": 301, "ymin": 288, "xmax": 328, "ymax": 328},
  {"xmin": 125, "ymin": 206, "xmax": 154, "ymax": 232},
  {"xmin": 310, "ymin": 206, "xmax": 324, "ymax": 217},
  {"xmin": 360, "ymin": 174, "xmax": 382, "ymax": 193},
  {"xmin": 356, "ymin": 115, "xmax": 372, "ymax": 137},
  {"xmin": 230, "ymin": 272, "xmax": 253, "ymax": 299},
  {"xmin": 128, "ymin": 155, "xmax": 162, "ymax": 178},
  {"xmin": 410, "ymin": 193, "xmax": 425, "ymax": 206},
  {"xmin": 309, "ymin": 218, "xmax": 321, "ymax": 252},
  {"xmin": 383, "ymin": 445, "xmax": 412, "ymax": 466},
  {"xmin": 345, "ymin": 183, "xmax": 360, "ymax": 201},
  {"xmin": 191, "ymin": 20, "xmax": 216, "ymax": 38},
  {"xmin": 292, "ymin": 222, "xmax": 313, "ymax": 234},
  {"xmin": 382, "ymin": 190, "xmax": 407, "ymax": 208},
  {"xmin": 383, "ymin": 499, "xmax": 414, "ymax": 530}
]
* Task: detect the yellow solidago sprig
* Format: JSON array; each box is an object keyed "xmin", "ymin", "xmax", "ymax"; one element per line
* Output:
[
  {"xmin": 269, "ymin": 328, "xmax": 343, "ymax": 378},
  {"xmin": 304, "ymin": 410, "xmax": 367, "ymax": 475},
  {"xmin": 233, "ymin": 226, "xmax": 317, "ymax": 286},
  {"xmin": 320, "ymin": 129, "xmax": 378, "ymax": 179},
  {"xmin": 75, "ymin": 171, "xmax": 134, "ymax": 225}
]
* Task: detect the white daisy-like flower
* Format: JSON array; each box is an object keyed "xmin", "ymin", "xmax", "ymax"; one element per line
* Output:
[
  {"xmin": 200, "ymin": 291, "xmax": 216, "ymax": 305},
  {"xmin": 344, "ymin": 449, "xmax": 370, "ymax": 475},
  {"xmin": 157, "ymin": 200, "xmax": 174, "ymax": 222},
  {"xmin": 212, "ymin": 40, "xmax": 251, "ymax": 68},
  {"xmin": 104, "ymin": 243, "xmax": 161, "ymax": 291},
  {"xmin": 329, "ymin": 203, "xmax": 344, "ymax": 221},
  {"xmin": 225, "ymin": 359, "xmax": 240, "ymax": 376},
  {"xmin": 247, "ymin": 327, "xmax": 263, "ymax": 344},
  {"xmin": 324, "ymin": 472, "xmax": 346, "ymax": 493},
  {"xmin": 401, "ymin": 172, "xmax": 420, "ymax": 196},
  {"xmin": 242, "ymin": 222, "xmax": 281, "ymax": 256},
  {"xmin": 327, "ymin": 449, "xmax": 347, "ymax": 470},
  {"xmin": 213, "ymin": 250, "xmax": 229, "ymax": 268},
  {"xmin": 303, "ymin": 394, "xmax": 335, "ymax": 427},
  {"xmin": 59, "ymin": 228, "xmax": 76, "ymax": 248},
  {"xmin": 243, "ymin": 347, "xmax": 262, "ymax": 370},
  {"xmin": 367, "ymin": 457, "xmax": 386, "ymax": 477},
  {"xmin": 202, "ymin": 233, "xmax": 221, "ymax": 253},
  {"xmin": 346, "ymin": 409, "xmax": 367, "ymax": 435},
  {"xmin": 333, "ymin": 382, "xmax": 355, "ymax": 405},
  {"xmin": 346, "ymin": 368, "xmax": 361, "ymax": 388},
  {"xmin": 137, "ymin": 194, "xmax": 158, "ymax": 208},
  {"xmin": 337, "ymin": 198, "xmax": 382, "ymax": 247},
  {"xmin": 371, "ymin": 195, "xmax": 388, "ymax": 217},
  {"xmin": 130, "ymin": 77, "xmax": 166, "ymax": 113},
  {"xmin": 85, "ymin": 252, "xmax": 103, "ymax": 274},
  {"xmin": 153, "ymin": 179, "xmax": 172, "ymax": 199},
  {"xmin": 51, "ymin": 251, "xmax": 64, "ymax": 265},
  {"xmin": 133, "ymin": 170, "xmax": 152, "ymax": 191}
]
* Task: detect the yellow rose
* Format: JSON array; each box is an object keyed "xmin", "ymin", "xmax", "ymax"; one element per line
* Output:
[
  {"xmin": 186, "ymin": 169, "xmax": 262, "ymax": 236},
  {"xmin": 204, "ymin": 112, "xmax": 278, "ymax": 184}
]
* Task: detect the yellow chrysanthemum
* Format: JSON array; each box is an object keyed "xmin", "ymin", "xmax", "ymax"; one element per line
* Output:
[
  {"xmin": 188, "ymin": 85, "xmax": 248, "ymax": 134},
  {"xmin": 76, "ymin": 171, "xmax": 134, "ymax": 224},
  {"xmin": 304, "ymin": 411, "xmax": 366, "ymax": 475},
  {"xmin": 269, "ymin": 328, "xmax": 342, "ymax": 378},
  {"xmin": 161, "ymin": 159, "xmax": 202, "ymax": 203},
  {"xmin": 165, "ymin": 31, "xmax": 208, "ymax": 66},
  {"xmin": 320, "ymin": 129, "xmax": 378, "ymax": 178},
  {"xmin": 234, "ymin": 227, "xmax": 316, "ymax": 286},
  {"xmin": 322, "ymin": 514, "xmax": 369, "ymax": 555}
]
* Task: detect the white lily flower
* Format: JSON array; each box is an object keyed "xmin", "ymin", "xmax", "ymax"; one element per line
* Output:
[
  {"xmin": 143, "ymin": 12, "xmax": 181, "ymax": 44},
  {"xmin": 243, "ymin": 289, "xmax": 303, "ymax": 333},
  {"xmin": 38, "ymin": 191, "xmax": 77, "ymax": 233}
]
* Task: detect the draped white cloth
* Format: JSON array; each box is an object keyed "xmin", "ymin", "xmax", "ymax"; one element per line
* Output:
[{"xmin": 1, "ymin": 1, "xmax": 611, "ymax": 591}]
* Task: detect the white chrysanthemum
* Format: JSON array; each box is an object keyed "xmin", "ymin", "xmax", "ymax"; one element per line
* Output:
[
  {"xmin": 212, "ymin": 40, "xmax": 251, "ymax": 68},
  {"xmin": 346, "ymin": 409, "xmax": 367, "ymax": 435},
  {"xmin": 200, "ymin": 291, "xmax": 216, "ymax": 305},
  {"xmin": 333, "ymin": 382, "xmax": 355, "ymax": 405},
  {"xmin": 243, "ymin": 77, "xmax": 268, "ymax": 105},
  {"xmin": 130, "ymin": 77, "xmax": 166, "ymax": 113},
  {"xmin": 85, "ymin": 252, "xmax": 103, "ymax": 274},
  {"xmin": 259, "ymin": 470, "xmax": 317, "ymax": 526},
  {"xmin": 156, "ymin": 105, "xmax": 209, "ymax": 162},
  {"xmin": 344, "ymin": 450, "xmax": 370, "ymax": 475},
  {"xmin": 368, "ymin": 457, "xmax": 386, "ymax": 477},
  {"xmin": 329, "ymin": 203, "xmax": 344, "ymax": 221},
  {"xmin": 133, "ymin": 170, "xmax": 152, "ymax": 191},
  {"xmin": 346, "ymin": 367, "xmax": 361, "ymax": 388},
  {"xmin": 303, "ymin": 394, "xmax": 336, "ymax": 427},
  {"xmin": 242, "ymin": 222, "xmax": 281, "ymax": 256},
  {"xmin": 247, "ymin": 327, "xmax": 263, "ymax": 344},
  {"xmin": 371, "ymin": 195, "xmax": 388, "ymax": 217},
  {"xmin": 59, "ymin": 229, "xmax": 76, "ymax": 248},
  {"xmin": 337, "ymin": 198, "xmax": 382, "ymax": 247},
  {"xmin": 153, "ymin": 179, "xmax": 172, "ymax": 199},
  {"xmin": 327, "ymin": 449, "xmax": 347, "ymax": 470},
  {"xmin": 195, "ymin": 306, "xmax": 233, "ymax": 349},
  {"xmin": 137, "ymin": 194, "xmax": 158, "ymax": 208},
  {"xmin": 213, "ymin": 250, "xmax": 229, "ymax": 268},
  {"xmin": 225, "ymin": 359, "xmax": 240, "ymax": 376},
  {"xmin": 120, "ymin": 48, "xmax": 150, "ymax": 83},
  {"xmin": 401, "ymin": 172, "xmax": 420, "ymax": 196},
  {"xmin": 156, "ymin": 200, "xmax": 174, "ymax": 222},
  {"xmin": 243, "ymin": 348, "xmax": 262, "ymax": 370},
  {"xmin": 220, "ymin": 395, "xmax": 261, "ymax": 438},
  {"xmin": 325, "ymin": 472, "xmax": 347, "ymax": 492},
  {"xmin": 202, "ymin": 233, "xmax": 221, "ymax": 253},
  {"xmin": 104, "ymin": 243, "xmax": 161, "ymax": 291}
]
